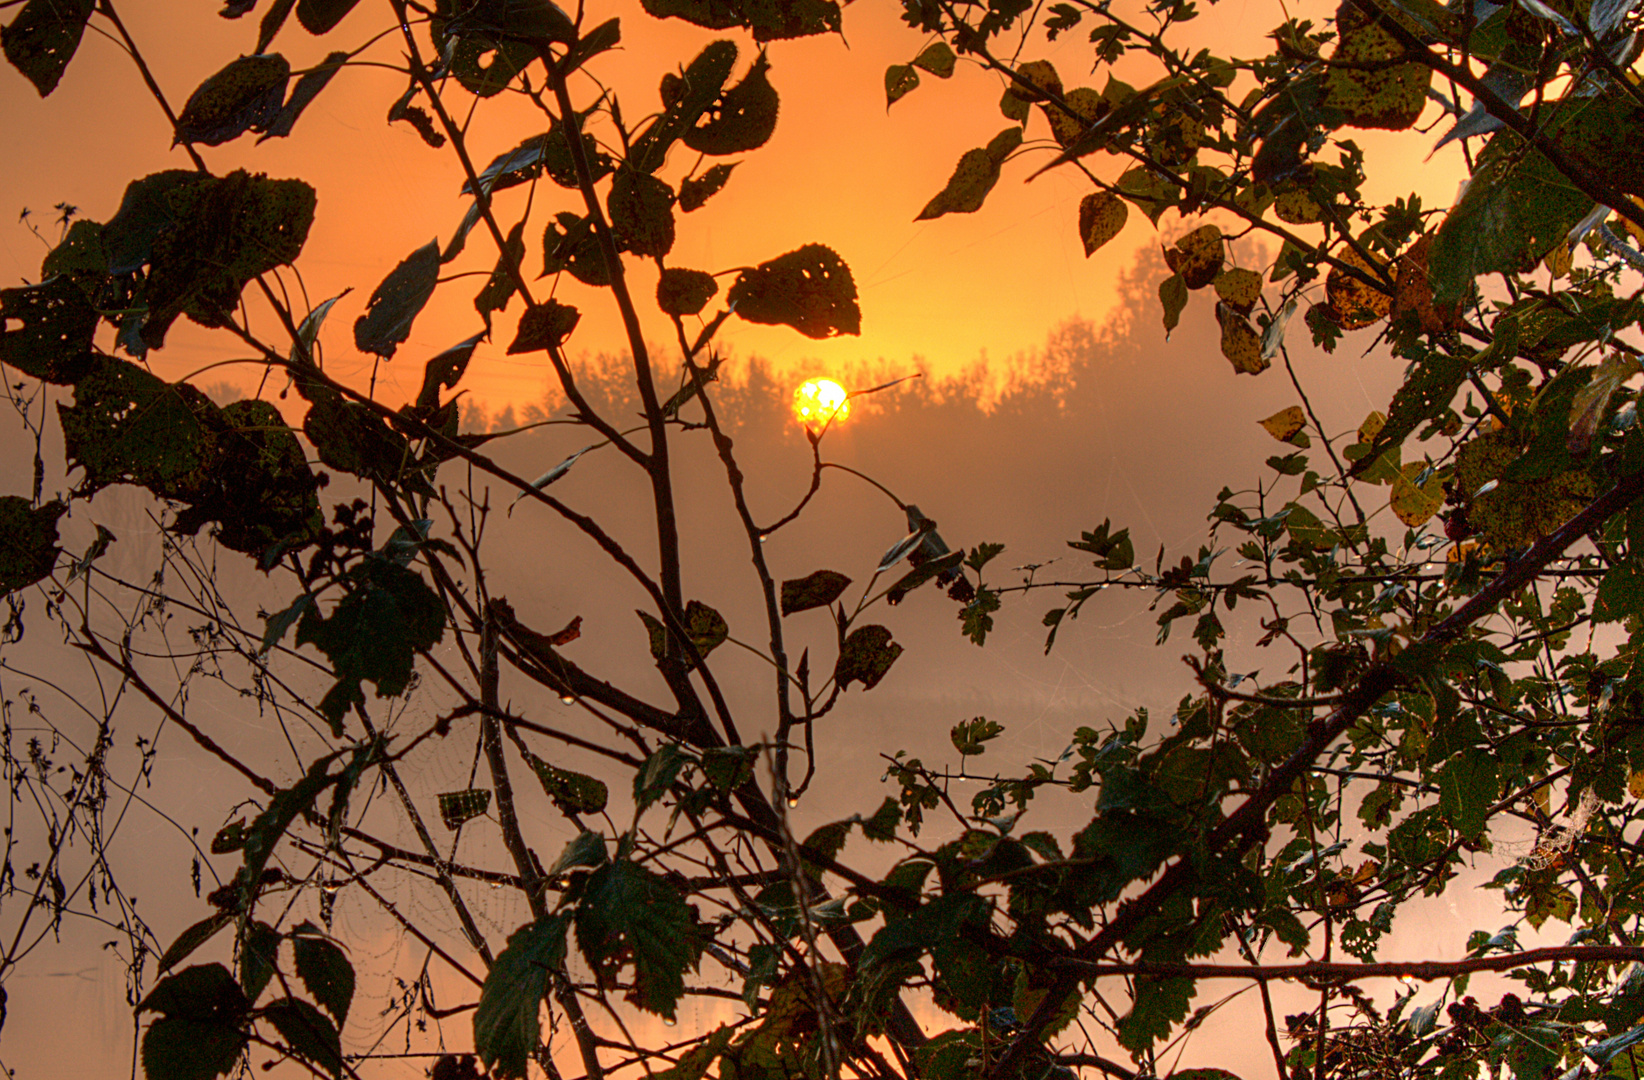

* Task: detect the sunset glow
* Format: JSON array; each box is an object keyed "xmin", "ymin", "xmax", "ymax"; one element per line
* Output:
[{"xmin": 792, "ymin": 378, "xmax": 851, "ymax": 427}]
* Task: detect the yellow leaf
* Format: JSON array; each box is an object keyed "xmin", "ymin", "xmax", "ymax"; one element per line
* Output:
[
  {"xmin": 1218, "ymin": 303, "xmax": 1268, "ymax": 374},
  {"xmin": 1259, "ymin": 406, "xmax": 1309, "ymax": 446},
  {"xmin": 1321, "ymin": 2, "xmax": 1432, "ymax": 130},
  {"xmin": 1213, "ymin": 267, "xmax": 1262, "ymax": 313},
  {"xmin": 1545, "ymin": 239, "xmax": 1572, "ymax": 279},
  {"xmin": 1044, "ymin": 86, "xmax": 1104, "ymax": 148},
  {"xmin": 1274, "ymin": 187, "xmax": 1324, "ymax": 224},
  {"xmin": 1358, "ymin": 410, "xmax": 1386, "ymax": 444},
  {"xmin": 1326, "ymin": 243, "xmax": 1392, "ymax": 330},
  {"xmin": 1007, "ymin": 59, "xmax": 1062, "ymax": 104},
  {"xmin": 1389, "ymin": 461, "xmax": 1443, "ymax": 527},
  {"xmin": 1165, "ymin": 225, "xmax": 1224, "ymax": 289},
  {"xmin": 1078, "ymin": 192, "xmax": 1127, "ymax": 256},
  {"xmin": 1629, "ymin": 769, "xmax": 1644, "ymax": 799}
]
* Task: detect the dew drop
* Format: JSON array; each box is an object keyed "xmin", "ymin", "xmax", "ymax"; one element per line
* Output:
[
  {"xmin": 787, "ymin": 796, "xmax": 799, "ymax": 808},
  {"xmin": 662, "ymin": 1016, "xmax": 677, "ymax": 1028},
  {"xmin": 561, "ymin": 694, "xmax": 575, "ymax": 705}
]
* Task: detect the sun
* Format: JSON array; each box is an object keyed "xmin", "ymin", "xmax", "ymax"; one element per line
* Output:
[{"xmin": 791, "ymin": 377, "xmax": 851, "ymax": 427}]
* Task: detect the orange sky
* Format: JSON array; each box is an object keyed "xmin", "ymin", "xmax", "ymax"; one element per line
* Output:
[{"xmin": 0, "ymin": 0, "xmax": 1470, "ymax": 413}]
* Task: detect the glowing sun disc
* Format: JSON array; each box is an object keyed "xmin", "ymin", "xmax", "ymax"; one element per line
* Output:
[{"xmin": 792, "ymin": 378, "xmax": 851, "ymax": 427}]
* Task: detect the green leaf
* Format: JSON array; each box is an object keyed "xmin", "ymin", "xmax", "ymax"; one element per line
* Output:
[
  {"xmin": 2, "ymin": 0, "xmax": 95, "ymax": 97},
  {"xmin": 657, "ymin": 268, "xmax": 719, "ymax": 316},
  {"xmin": 628, "ymin": 40, "xmax": 737, "ymax": 173},
  {"xmin": 634, "ymin": 744, "xmax": 690, "ymax": 812},
  {"xmin": 260, "ymin": 594, "xmax": 314, "ymax": 656},
  {"xmin": 951, "ymin": 716, "xmax": 1004, "ymax": 756},
  {"xmin": 354, "ymin": 240, "xmax": 440, "ymax": 359},
  {"xmin": 292, "ymin": 928, "xmax": 355, "ymax": 1026},
  {"xmin": 507, "ymin": 299, "xmax": 581, "ymax": 354},
  {"xmin": 139, "ymin": 964, "xmax": 251, "ymax": 1080},
  {"xmin": 1117, "ymin": 976, "xmax": 1194, "ymax": 1053},
  {"xmin": 138, "ymin": 171, "xmax": 316, "ymax": 348},
  {"xmin": 101, "ymin": 170, "xmax": 214, "ymax": 275},
  {"xmin": 701, "ymin": 746, "xmax": 756, "ymax": 790},
  {"xmin": 525, "ymin": 752, "xmax": 610, "ymax": 815},
  {"xmin": 448, "ymin": 32, "xmax": 536, "ymax": 97},
  {"xmin": 438, "ymin": 789, "xmax": 493, "ymax": 829},
  {"xmin": 911, "ymin": 42, "xmax": 956, "ymax": 77},
  {"xmin": 608, "ymin": 167, "xmax": 676, "ymax": 257},
  {"xmin": 574, "ymin": 860, "xmax": 704, "ymax": 1019},
  {"xmin": 781, "ymin": 569, "xmax": 852, "ymax": 614},
  {"xmin": 541, "ymin": 212, "xmax": 611, "ymax": 286},
  {"xmin": 157, "ymin": 912, "xmax": 235, "ymax": 975},
  {"xmin": 654, "ymin": 1025, "xmax": 735, "ymax": 1080},
  {"xmin": 418, "ymin": 333, "xmax": 483, "ymax": 411},
  {"xmin": 58, "ymin": 356, "xmax": 215, "ymax": 495},
  {"xmin": 475, "ymin": 221, "xmax": 526, "ymax": 330},
  {"xmin": 886, "ymin": 548, "xmax": 965, "ymax": 605},
  {"xmin": 295, "ymin": 559, "xmax": 446, "ymax": 734},
  {"xmin": 296, "ymin": 0, "xmax": 361, "ymax": 34},
  {"xmin": 0, "ymin": 497, "xmax": 65, "ymax": 595},
  {"xmin": 727, "ymin": 243, "xmax": 860, "ymax": 338},
  {"xmin": 255, "ymin": 0, "xmax": 297, "ymax": 52},
  {"xmin": 1438, "ymin": 747, "xmax": 1499, "ymax": 840},
  {"xmin": 259, "ymin": 50, "xmax": 348, "ymax": 142},
  {"xmin": 239, "ymin": 920, "xmax": 280, "ymax": 1003},
  {"xmin": 886, "ymin": 63, "xmax": 919, "ymax": 107},
  {"xmin": 0, "ymin": 275, "xmax": 98, "ymax": 384},
  {"xmin": 639, "ymin": 0, "xmax": 840, "ymax": 40},
  {"xmin": 1116, "ymin": 165, "xmax": 1179, "ymax": 224},
  {"xmin": 263, "ymin": 997, "xmax": 343, "ymax": 1079},
  {"xmin": 684, "ymin": 53, "xmax": 778, "ymax": 155},
  {"xmin": 174, "ymin": 54, "xmax": 291, "ymax": 146},
  {"xmin": 834, "ymin": 625, "xmax": 903, "ymax": 690},
  {"xmin": 1595, "ymin": 563, "xmax": 1644, "ymax": 624},
  {"xmin": 1159, "ymin": 273, "xmax": 1188, "ymax": 333},
  {"xmin": 916, "ymin": 127, "xmax": 1023, "ymax": 221},
  {"xmin": 679, "ymin": 163, "xmax": 736, "ymax": 212}
]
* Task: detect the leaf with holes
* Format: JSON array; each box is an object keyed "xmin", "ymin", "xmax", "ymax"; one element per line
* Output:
[
  {"xmin": 728, "ymin": 243, "xmax": 860, "ymax": 338},
  {"xmin": 685, "ymin": 53, "xmax": 778, "ymax": 155},
  {"xmin": 174, "ymin": 54, "xmax": 291, "ymax": 146},
  {"xmin": 781, "ymin": 570, "xmax": 851, "ymax": 615},
  {"xmin": 835, "ymin": 625, "xmax": 902, "ymax": 691},
  {"xmin": 680, "ymin": 163, "xmax": 736, "ymax": 212},
  {"xmin": 575, "ymin": 860, "xmax": 705, "ymax": 1019},
  {"xmin": 608, "ymin": 168, "xmax": 676, "ymax": 257},
  {"xmin": 2, "ymin": 0, "xmax": 95, "ymax": 96},
  {"xmin": 354, "ymin": 240, "xmax": 440, "ymax": 359},
  {"xmin": 439, "ymin": 789, "xmax": 493, "ymax": 829},
  {"xmin": 508, "ymin": 300, "xmax": 581, "ymax": 354}
]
